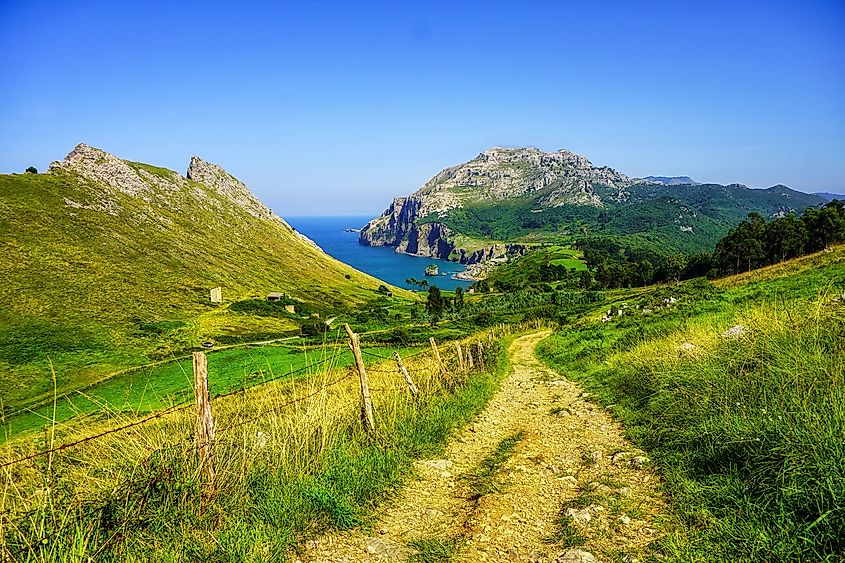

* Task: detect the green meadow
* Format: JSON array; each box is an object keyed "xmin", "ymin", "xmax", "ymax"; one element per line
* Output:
[{"xmin": 1, "ymin": 341, "xmax": 417, "ymax": 442}]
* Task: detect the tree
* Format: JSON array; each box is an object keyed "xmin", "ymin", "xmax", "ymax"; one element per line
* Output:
[
  {"xmin": 663, "ymin": 254, "xmax": 688, "ymax": 283},
  {"xmin": 579, "ymin": 269, "xmax": 592, "ymax": 290},
  {"xmin": 426, "ymin": 286, "xmax": 446, "ymax": 324},
  {"xmin": 764, "ymin": 215, "xmax": 807, "ymax": 263},
  {"xmin": 714, "ymin": 228, "xmax": 741, "ymax": 274},
  {"xmin": 25, "ymin": 166, "xmax": 37, "ymax": 174},
  {"xmin": 684, "ymin": 252, "xmax": 715, "ymax": 279},
  {"xmin": 473, "ymin": 280, "xmax": 490, "ymax": 293},
  {"xmin": 802, "ymin": 202, "xmax": 845, "ymax": 251},
  {"xmin": 737, "ymin": 228, "xmax": 764, "ymax": 272},
  {"xmin": 714, "ymin": 214, "xmax": 766, "ymax": 274},
  {"xmin": 300, "ymin": 319, "xmax": 328, "ymax": 337},
  {"xmin": 453, "ymin": 286, "xmax": 464, "ymax": 310},
  {"xmin": 636, "ymin": 259, "xmax": 655, "ymax": 286}
]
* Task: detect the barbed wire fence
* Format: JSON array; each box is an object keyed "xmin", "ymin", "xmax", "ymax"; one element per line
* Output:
[{"xmin": 0, "ymin": 322, "xmax": 519, "ymax": 560}]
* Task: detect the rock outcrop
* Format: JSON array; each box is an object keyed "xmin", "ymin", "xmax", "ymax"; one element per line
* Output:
[
  {"xmin": 50, "ymin": 143, "xmax": 183, "ymax": 200},
  {"xmin": 186, "ymin": 156, "xmax": 276, "ymax": 221},
  {"xmin": 359, "ymin": 146, "xmax": 629, "ymax": 263},
  {"xmin": 359, "ymin": 196, "xmax": 426, "ymax": 248},
  {"xmin": 49, "ymin": 143, "xmax": 321, "ymax": 249}
]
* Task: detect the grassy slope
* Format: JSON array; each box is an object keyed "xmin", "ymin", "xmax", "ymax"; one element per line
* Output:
[
  {"xmin": 483, "ymin": 246, "xmax": 587, "ymax": 289},
  {"xmin": 537, "ymin": 247, "xmax": 845, "ymax": 561},
  {"xmin": 0, "ymin": 165, "xmax": 409, "ymax": 411},
  {"xmin": 1, "ymin": 330, "xmax": 513, "ymax": 562}
]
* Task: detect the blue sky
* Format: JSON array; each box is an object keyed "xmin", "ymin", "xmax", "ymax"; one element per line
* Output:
[{"xmin": 1, "ymin": 1, "xmax": 843, "ymax": 215}]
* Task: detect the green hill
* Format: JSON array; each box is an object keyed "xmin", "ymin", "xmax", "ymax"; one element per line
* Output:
[
  {"xmin": 360, "ymin": 147, "xmax": 825, "ymax": 260},
  {"xmin": 0, "ymin": 144, "xmax": 402, "ymax": 411}
]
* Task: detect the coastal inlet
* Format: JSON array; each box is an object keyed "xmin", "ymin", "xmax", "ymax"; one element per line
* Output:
[{"xmin": 284, "ymin": 216, "xmax": 472, "ymax": 291}]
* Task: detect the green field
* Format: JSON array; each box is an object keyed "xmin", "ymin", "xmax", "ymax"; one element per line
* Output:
[
  {"xmin": 0, "ymin": 341, "xmax": 419, "ymax": 441},
  {"xmin": 482, "ymin": 245, "xmax": 587, "ymax": 290},
  {"xmin": 547, "ymin": 246, "xmax": 588, "ymax": 271}
]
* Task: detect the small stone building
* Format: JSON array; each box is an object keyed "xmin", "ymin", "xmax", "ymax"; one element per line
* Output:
[
  {"xmin": 285, "ymin": 304, "xmax": 296, "ymax": 314},
  {"xmin": 267, "ymin": 292, "xmax": 284, "ymax": 301},
  {"xmin": 210, "ymin": 287, "xmax": 222, "ymax": 303}
]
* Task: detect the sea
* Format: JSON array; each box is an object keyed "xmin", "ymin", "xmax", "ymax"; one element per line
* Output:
[{"xmin": 284, "ymin": 215, "xmax": 471, "ymax": 291}]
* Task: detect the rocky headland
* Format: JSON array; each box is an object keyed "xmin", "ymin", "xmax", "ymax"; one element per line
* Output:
[{"xmin": 359, "ymin": 146, "xmax": 824, "ymax": 270}]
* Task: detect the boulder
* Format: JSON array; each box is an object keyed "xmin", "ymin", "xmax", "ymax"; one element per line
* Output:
[
  {"xmin": 721, "ymin": 325, "xmax": 746, "ymax": 338},
  {"xmin": 556, "ymin": 549, "xmax": 598, "ymax": 563}
]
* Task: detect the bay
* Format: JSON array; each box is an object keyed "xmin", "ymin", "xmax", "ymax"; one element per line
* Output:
[{"xmin": 284, "ymin": 216, "xmax": 471, "ymax": 291}]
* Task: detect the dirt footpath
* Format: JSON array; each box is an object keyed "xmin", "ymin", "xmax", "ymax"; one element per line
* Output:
[{"xmin": 295, "ymin": 332, "xmax": 666, "ymax": 563}]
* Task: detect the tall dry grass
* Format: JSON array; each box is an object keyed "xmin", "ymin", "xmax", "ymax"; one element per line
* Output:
[{"xmin": 0, "ymin": 327, "xmax": 525, "ymax": 561}]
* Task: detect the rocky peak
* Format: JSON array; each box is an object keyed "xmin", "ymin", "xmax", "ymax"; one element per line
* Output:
[
  {"xmin": 360, "ymin": 145, "xmax": 639, "ymax": 260},
  {"xmin": 48, "ymin": 144, "xmax": 287, "ymax": 226},
  {"xmin": 475, "ymin": 147, "xmax": 600, "ymax": 171},
  {"xmin": 413, "ymin": 146, "xmax": 629, "ymax": 212},
  {"xmin": 186, "ymin": 156, "xmax": 275, "ymax": 220},
  {"xmin": 49, "ymin": 143, "xmax": 175, "ymax": 197}
]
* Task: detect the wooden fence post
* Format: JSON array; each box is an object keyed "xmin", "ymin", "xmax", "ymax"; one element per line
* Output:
[
  {"xmin": 193, "ymin": 351, "xmax": 216, "ymax": 496},
  {"xmin": 430, "ymin": 337, "xmax": 449, "ymax": 379},
  {"xmin": 465, "ymin": 346, "xmax": 474, "ymax": 370},
  {"xmin": 394, "ymin": 352, "xmax": 418, "ymax": 397},
  {"xmin": 345, "ymin": 324, "xmax": 376, "ymax": 433},
  {"xmin": 477, "ymin": 341, "xmax": 486, "ymax": 372},
  {"xmin": 455, "ymin": 342, "xmax": 465, "ymax": 372}
]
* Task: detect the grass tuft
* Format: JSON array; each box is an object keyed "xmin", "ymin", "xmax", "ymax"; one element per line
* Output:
[
  {"xmin": 408, "ymin": 535, "xmax": 462, "ymax": 562},
  {"xmin": 461, "ymin": 430, "xmax": 525, "ymax": 499},
  {"xmin": 546, "ymin": 514, "xmax": 586, "ymax": 548}
]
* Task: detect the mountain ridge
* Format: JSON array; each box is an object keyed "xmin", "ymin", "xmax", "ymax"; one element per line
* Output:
[
  {"xmin": 360, "ymin": 146, "xmax": 825, "ymax": 261},
  {"xmin": 814, "ymin": 191, "xmax": 844, "ymax": 202},
  {"xmin": 644, "ymin": 175, "xmax": 699, "ymax": 185}
]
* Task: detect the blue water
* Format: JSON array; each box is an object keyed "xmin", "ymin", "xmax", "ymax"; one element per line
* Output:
[{"xmin": 285, "ymin": 216, "xmax": 471, "ymax": 291}]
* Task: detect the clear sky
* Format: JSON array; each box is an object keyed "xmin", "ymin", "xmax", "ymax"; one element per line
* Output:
[{"xmin": 1, "ymin": 1, "xmax": 843, "ymax": 215}]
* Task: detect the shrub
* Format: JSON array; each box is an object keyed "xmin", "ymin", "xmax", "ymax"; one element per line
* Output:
[{"xmin": 300, "ymin": 319, "xmax": 328, "ymax": 337}]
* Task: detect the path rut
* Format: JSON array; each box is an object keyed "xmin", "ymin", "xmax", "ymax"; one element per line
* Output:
[{"xmin": 295, "ymin": 332, "xmax": 666, "ymax": 563}]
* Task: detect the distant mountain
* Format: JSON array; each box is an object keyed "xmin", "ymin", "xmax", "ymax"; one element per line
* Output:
[
  {"xmin": 360, "ymin": 147, "xmax": 826, "ymax": 261},
  {"xmin": 0, "ymin": 144, "xmax": 394, "ymax": 408},
  {"xmin": 813, "ymin": 192, "xmax": 844, "ymax": 202},
  {"xmin": 643, "ymin": 176, "xmax": 699, "ymax": 185}
]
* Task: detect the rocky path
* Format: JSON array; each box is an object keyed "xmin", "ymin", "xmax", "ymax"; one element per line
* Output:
[{"xmin": 295, "ymin": 332, "xmax": 666, "ymax": 563}]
